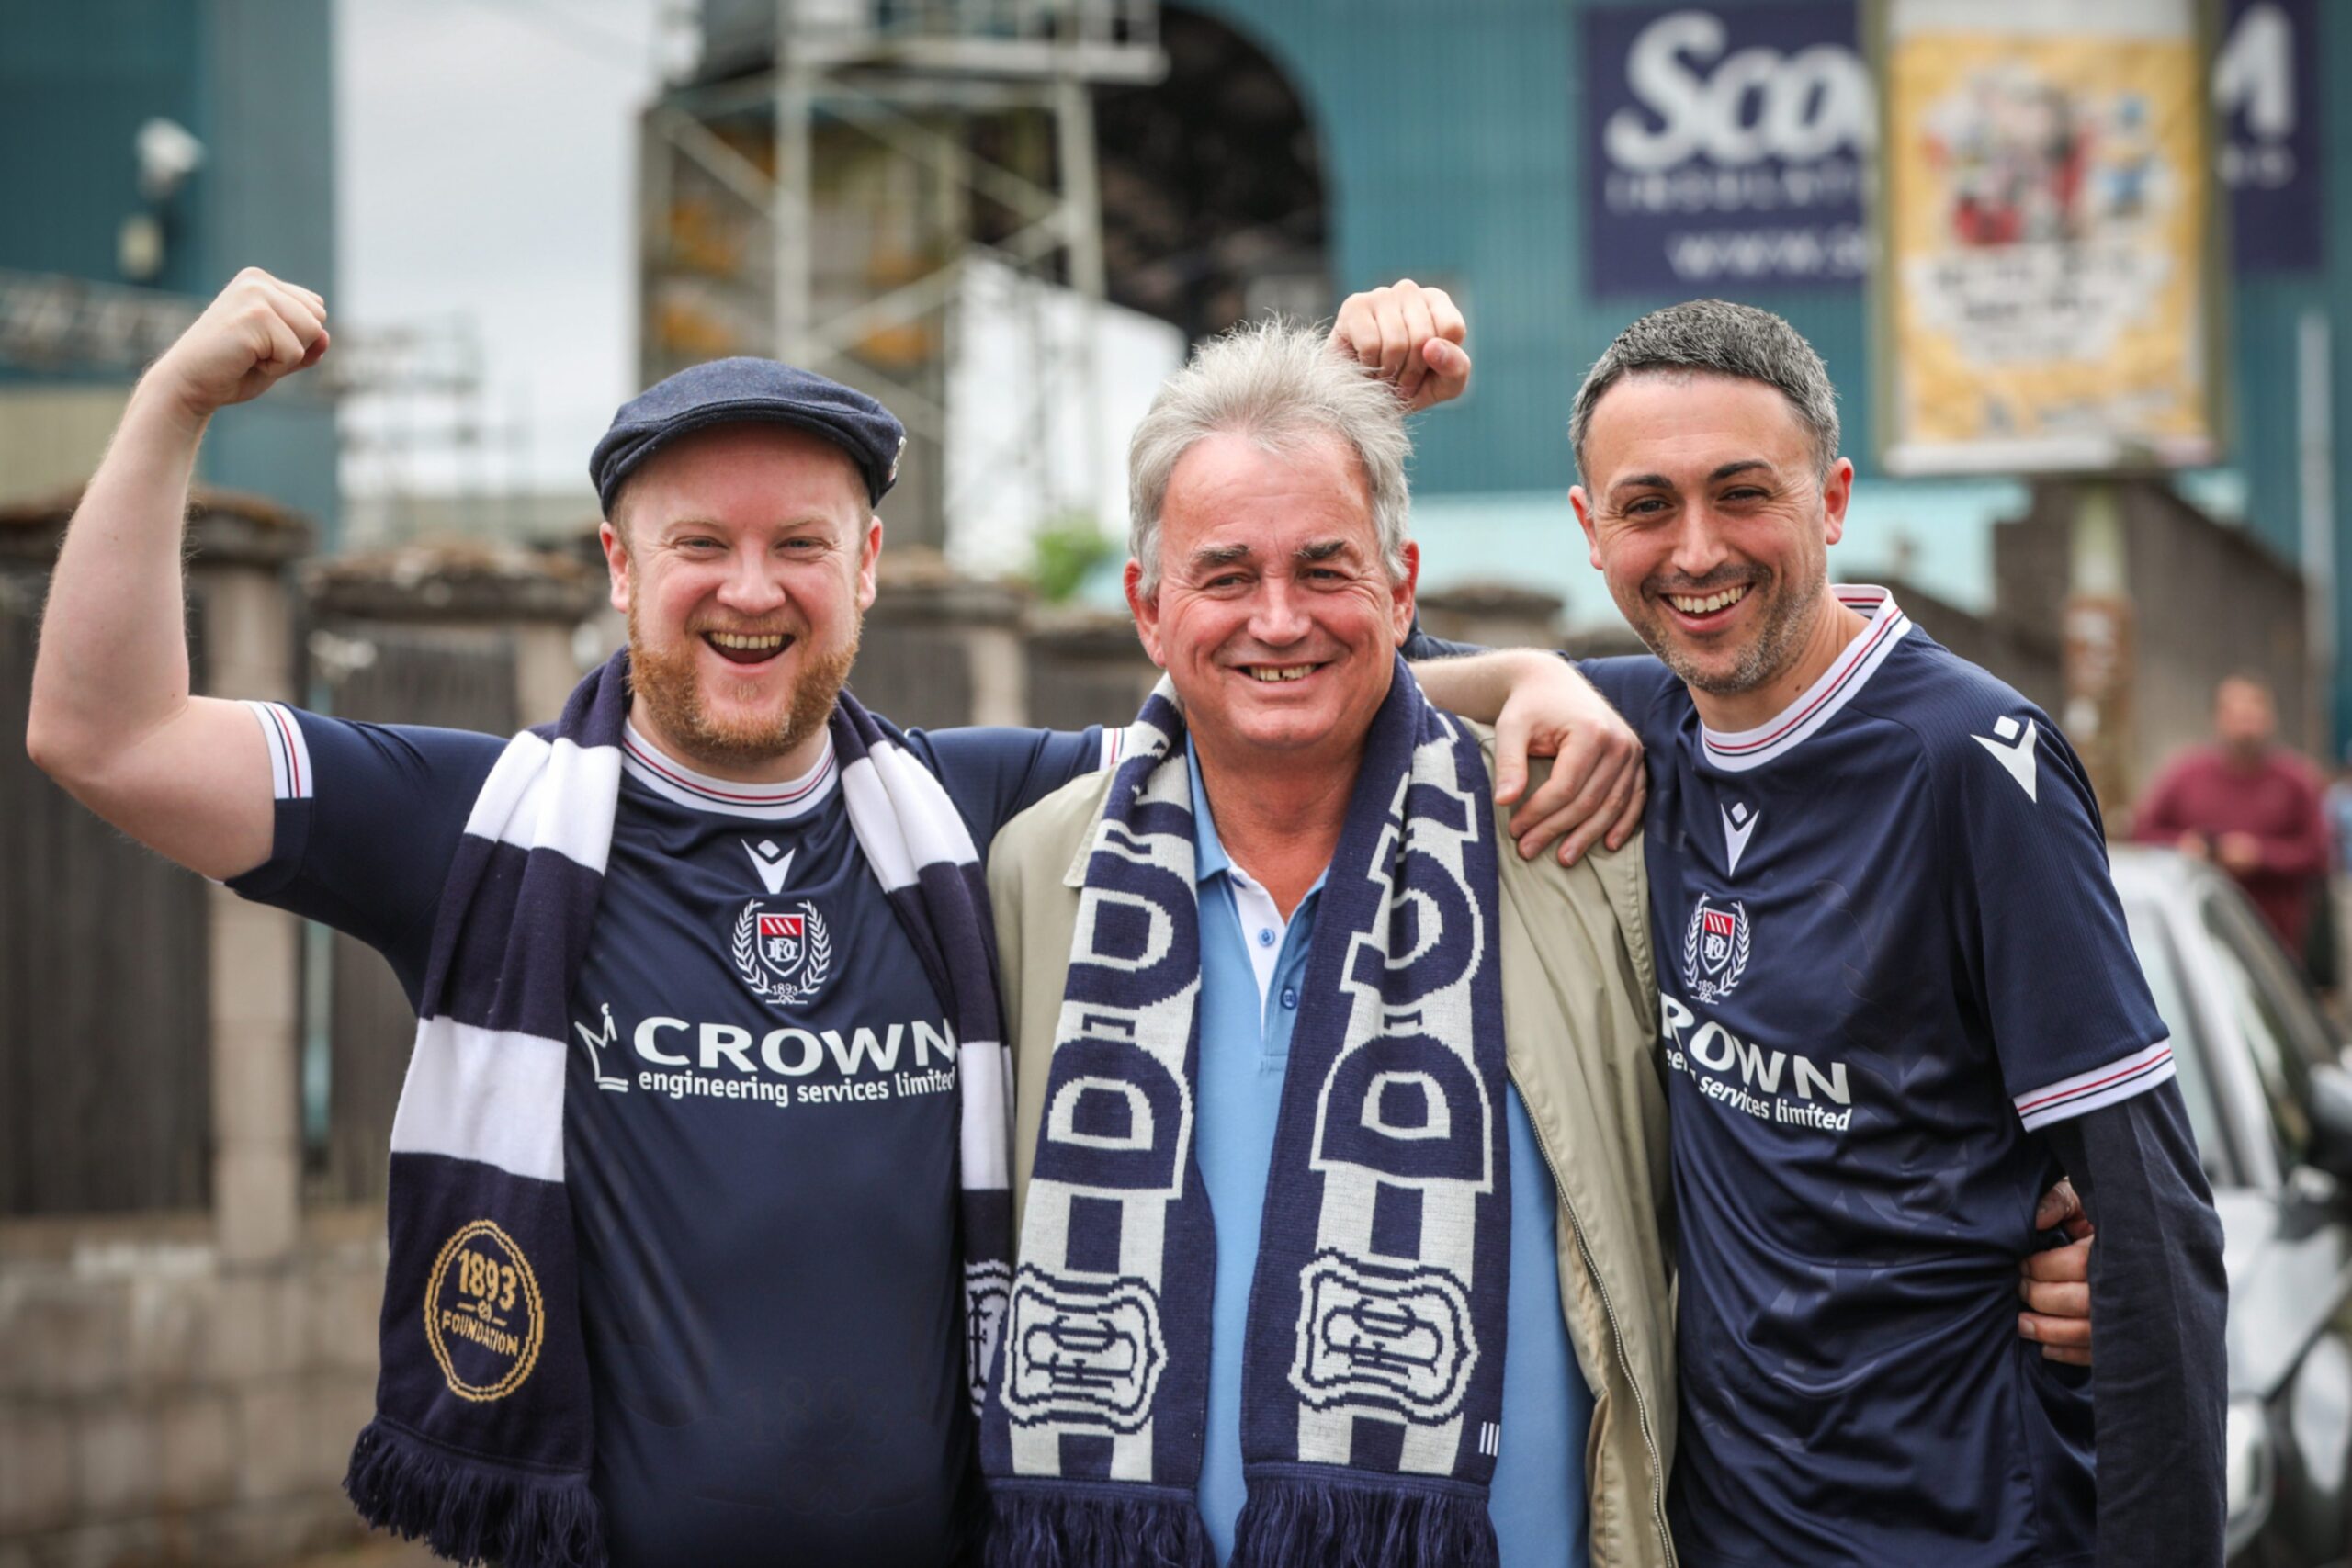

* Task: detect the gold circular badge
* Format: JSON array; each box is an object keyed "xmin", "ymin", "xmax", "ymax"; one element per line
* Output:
[{"xmin": 423, "ymin": 1220, "xmax": 546, "ymax": 1402}]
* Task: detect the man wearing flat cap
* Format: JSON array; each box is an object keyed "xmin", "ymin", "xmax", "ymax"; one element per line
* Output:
[{"xmin": 28, "ymin": 268, "xmax": 1618, "ymax": 1566}]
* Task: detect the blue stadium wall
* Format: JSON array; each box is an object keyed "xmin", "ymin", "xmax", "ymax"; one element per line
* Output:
[
  {"xmin": 0, "ymin": 0, "xmax": 339, "ymax": 535},
  {"xmin": 1184, "ymin": 0, "xmax": 2352, "ymax": 741}
]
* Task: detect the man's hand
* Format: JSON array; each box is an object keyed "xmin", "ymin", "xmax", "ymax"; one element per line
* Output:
[
  {"xmin": 2216, "ymin": 831, "xmax": 2265, "ymax": 875},
  {"xmin": 2018, "ymin": 1179, "xmax": 2094, "ymax": 1367},
  {"xmin": 1490, "ymin": 658, "xmax": 1645, "ymax": 867},
  {"xmin": 149, "ymin": 267, "xmax": 329, "ymax": 423},
  {"xmin": 1329, "ymin": 279, "xmax": 1470, "ymax": 412}
]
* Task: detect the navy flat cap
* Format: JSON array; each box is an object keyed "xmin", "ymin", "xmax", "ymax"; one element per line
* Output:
[{"xmin": 589, "ymin": 357, "xmax": 907, "ymax": 513}]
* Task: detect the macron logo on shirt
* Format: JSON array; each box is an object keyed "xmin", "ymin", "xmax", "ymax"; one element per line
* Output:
[
  {"xmin": 743, "ymin": 839, "xmax": 797, "ymax": 895},
  {"xmin": 1972, "ymin": 716, "xmax": 2041, "ymax": 803},
  {"xmin": 1721, "ymin": 800, "xmax": 1758, "ymax": 875}
]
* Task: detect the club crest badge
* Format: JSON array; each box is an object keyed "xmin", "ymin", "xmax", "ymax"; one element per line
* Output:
[
  {"xmin": 999, "ymin": 1265, "xmax": 1168, "ymax": 1433},
  {"xmin": 1288, "ymin": 1250, "xmax": 1478, "ymax": 1423},
  {"xmin": 424, "ymin": 1219, "xmax": 545, "ymax": 1402},
  {"xmin": 731, "ymin": 897, "xmax": 833, "ymax": 1010},
  {"xmin": 1681, "ymin": 894, "xmax": 1751, "ymax": 1002}
]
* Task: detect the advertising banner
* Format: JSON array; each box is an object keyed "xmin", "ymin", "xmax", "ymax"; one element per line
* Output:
[
  {"xmin": 1581, "ymin": 0, "xmax": 2321, "ymax": 297},
  {"xmin": 1582, "ymin": 3, "xmax": 1870, "ymax": 297},
  {"xmin": 2217, "ymin": 0, "xmax": 2321, "ymax": 273},
  {"xmin": 1877, "ymin": 0, "xmax": 2220, "ymax": 474}
]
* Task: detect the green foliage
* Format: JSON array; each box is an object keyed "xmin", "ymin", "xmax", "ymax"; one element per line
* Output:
[{"xmin": 1029, "ymin": 514, "xmax": 1114, "ymax": 604}]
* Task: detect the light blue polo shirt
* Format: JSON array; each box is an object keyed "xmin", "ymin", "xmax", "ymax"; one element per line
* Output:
[{"xmin": 1185, "ymin": 749, "xmax": 1593, "ymax": 1567}]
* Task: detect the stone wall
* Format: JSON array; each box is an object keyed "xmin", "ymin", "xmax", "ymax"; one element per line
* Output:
[{"xmin": 0, "ymin": 1216, "xmax": 387, "ymax": 1568}]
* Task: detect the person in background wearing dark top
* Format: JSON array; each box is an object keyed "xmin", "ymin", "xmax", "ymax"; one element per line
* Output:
[
  {"xmin": 20, "ymin": 268, "xmax": 1618, "ymax": 1568},
  {"xmin": 1379, "ymin": 287, "xmax": 2226, "ymax": 1568},
  {"xmin": 2136, "ymin": 674, "xmax": 2330, "ymax": 970}
]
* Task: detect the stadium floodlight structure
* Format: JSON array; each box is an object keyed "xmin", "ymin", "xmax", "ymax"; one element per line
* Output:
[{"xmin": 639, "ymin": 0, "xmax": 1166, "ymax": 551}]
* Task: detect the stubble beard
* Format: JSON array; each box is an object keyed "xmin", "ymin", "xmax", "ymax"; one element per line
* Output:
[
  {"xmin": 1631, "ymin": 550, "xmax": 1825, "ymax": 701},
  {"xmin": 626, "ymin": 598, "xmax": 860, "ymax": 771}
]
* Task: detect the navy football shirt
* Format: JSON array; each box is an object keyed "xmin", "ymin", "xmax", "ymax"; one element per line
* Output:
[
  {"xmin": 231, "ymin": 701, "xmax": 1104, "ymax": 1566},
  {"xmin": 1585, "ymin": 588, "xmax": 2171, "ymax": 1568}
]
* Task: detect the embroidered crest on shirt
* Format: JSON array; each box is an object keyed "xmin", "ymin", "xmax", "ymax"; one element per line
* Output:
[
  {"xmin": 1682, "ymin": 895, "xmax": 1752, "ymax": 1002},
  {"xmin": 1722, "ymin": 799, "xmax": 1758, "ymax": 874},
  {"xmin": 1972, "ymin": 715, "xmax": 2041, "ymax": 803},
  {"xmin": 731, "ymin": 897, "xmax": 833, "ymax": 1009}
]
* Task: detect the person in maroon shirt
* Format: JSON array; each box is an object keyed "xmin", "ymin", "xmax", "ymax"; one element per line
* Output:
[{"xmin": 2135, "ymin": 674, "xmax": 2330, "ymax": 959}]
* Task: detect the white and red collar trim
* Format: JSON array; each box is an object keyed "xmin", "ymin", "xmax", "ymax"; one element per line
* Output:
[
  {"xmin": 1699, "ymin": 585, "xmax": 1912, "ymax": 773},
  {"xmin": 620, "ymin": 722, "xmax": 839, "ymax": 820}
]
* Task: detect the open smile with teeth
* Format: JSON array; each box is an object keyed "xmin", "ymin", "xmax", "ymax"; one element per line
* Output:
[
  {"xmin": 703, "ymin": 630, "xmax": 793, "ymax": 664},
  {"xmin": 1665, "ymin": 584, "xmax": 1751, "ymax": 616},
  {"xmin": 1239, "ymin": 663, "xmax": 1321, "ymax": 683}
]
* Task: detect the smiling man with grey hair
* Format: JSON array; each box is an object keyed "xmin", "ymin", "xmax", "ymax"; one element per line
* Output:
[
  {"xmin": 1126, "ymin": 319, "xmax": 1414, "ymax": 597},
  {"xmin": 975, "ymin": 317, "xmax": 1694, "ymax": 1568}
]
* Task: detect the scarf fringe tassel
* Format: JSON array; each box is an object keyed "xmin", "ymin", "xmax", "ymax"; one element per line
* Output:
[
  {"xmin": 1228, "ymin": 1473, "xmax": 1500, "ymax": 1568},
  {"xmin": 985, "ymin": 1486, "xmax": 1215, "ymax": 1568},
  {"xmin": 345, "ymin": 1419, "xmax": 604, "ymax": 1568}
]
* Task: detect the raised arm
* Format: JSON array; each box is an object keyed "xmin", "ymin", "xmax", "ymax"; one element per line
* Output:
[
  {"xmin": 25, "ymin": 268, "xmax": 330, "ymax": 879},
  {"xmin": 1328, "ymin": 279, "xmax": 1471, "ymax": 412}
]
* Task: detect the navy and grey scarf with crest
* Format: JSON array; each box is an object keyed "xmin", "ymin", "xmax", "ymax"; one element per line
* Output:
[
  {"xmin": 982, "ymin": 661, "xmax": 1511, "ymax": 1567},
  {"xmin": 342, "ymin": 651, "xmax": 1014, "ymax": 1567}
]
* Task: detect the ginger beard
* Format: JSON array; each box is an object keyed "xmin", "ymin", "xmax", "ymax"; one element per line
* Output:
[{"xmin": 624, "ymin": 592, "xmax": 860, "ymax": 770}]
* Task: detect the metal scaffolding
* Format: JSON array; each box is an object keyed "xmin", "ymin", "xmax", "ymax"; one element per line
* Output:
[{"xmin": 639, "ymin": 0, "xmax": 1164, "ymax": 551}]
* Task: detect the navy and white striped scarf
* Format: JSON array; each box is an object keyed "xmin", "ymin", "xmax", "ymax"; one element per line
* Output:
[
  {"xmin": 982, "ymin": 662, "xmax": 1511, "ymax": 1567},
  {"xmin": 343, "ymin": 650, "xmax": 1014, "ymax": 1568}
]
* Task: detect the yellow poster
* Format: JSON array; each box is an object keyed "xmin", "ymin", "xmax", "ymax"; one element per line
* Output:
[{"xmin": 1879, "ymin": 0, "xmax": 2218, "ymax": 474}]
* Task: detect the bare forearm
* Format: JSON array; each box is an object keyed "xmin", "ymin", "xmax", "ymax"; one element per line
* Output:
[
  {"xmin": 28, "ymin": 380, "xmax": 210, "ymax": 773},
  {"xmin": 1408, "ymin": 648, "xmax": 1563, "ymax": 725}
]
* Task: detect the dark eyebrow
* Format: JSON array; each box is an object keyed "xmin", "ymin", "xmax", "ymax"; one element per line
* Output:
[
  {"xmin": 1608, "ymin": 458, "xmax": 1776, "ymax": 497},
  {"xmin": 1295, "ymin": 539, "xmax": 1353, "ymax": 564},
  {"xmin": 1189, "ymin": 543, "xmax": 1252, "ymax": 570}
]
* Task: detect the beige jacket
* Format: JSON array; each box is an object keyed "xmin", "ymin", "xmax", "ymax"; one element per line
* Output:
[{"xmin": 986, "ymin": 728, "xmax": 1679, "ymax": 1568}]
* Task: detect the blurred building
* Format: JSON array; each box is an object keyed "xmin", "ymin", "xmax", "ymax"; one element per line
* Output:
[
  {"xmin": 645, "ymin": 0, "xmax": 2352, "ymax": 773},
  {"xmin": 0, "ymin": 0, "xmax": 338, "ymax": 534}
]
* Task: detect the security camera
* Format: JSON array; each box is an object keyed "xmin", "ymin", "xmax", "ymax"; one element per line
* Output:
[{"xmin": 135, "ymin": 118, "xmax": 205, "ymax": 200}]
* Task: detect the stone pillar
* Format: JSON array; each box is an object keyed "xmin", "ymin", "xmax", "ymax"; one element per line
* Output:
[
  {"xmin": 1023, "ymin": 611, "xmax": 1159, "ymax": 733},
  {"xmin": 187, "ymin": 497, "xmax": 315, "ymax": 1266},
  {"xmin": 857, "ymin": 549, "xmax": 1031, "ymax": 729}
]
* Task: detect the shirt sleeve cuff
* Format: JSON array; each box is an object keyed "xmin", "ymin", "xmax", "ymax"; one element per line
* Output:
[{"xmin": 2012, "ymin": 1038, "xmax": 2176, "ymax": 1131}]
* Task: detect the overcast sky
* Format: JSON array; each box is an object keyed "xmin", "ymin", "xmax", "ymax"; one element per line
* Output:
[{"xmin": 335, "ymin": 0, "xmax": 678, "ymax": 494}]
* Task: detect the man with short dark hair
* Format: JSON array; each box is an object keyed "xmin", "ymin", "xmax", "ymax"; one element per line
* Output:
[{"xmin": 1390, "ymin": 291, "xmax": 2225, "ymax": 1567}]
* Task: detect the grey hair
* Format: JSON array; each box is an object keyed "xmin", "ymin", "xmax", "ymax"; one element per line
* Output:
[
  {"xmin": 1567, "ymin": 299, "xmax": 1840, "ymax": 483},
  {"xmin": 1126, "ymin": 318, "xmax": 1411, "ymax": 597}
]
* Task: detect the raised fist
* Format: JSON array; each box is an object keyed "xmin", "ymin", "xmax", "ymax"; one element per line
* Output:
[
  {"xmin": 150, "ymin": 267, "xmax": 330, "ymax": 419},
  {"xmin": 1329, "ymin": 279, "xmax": 1470, "ymax": 412}
]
